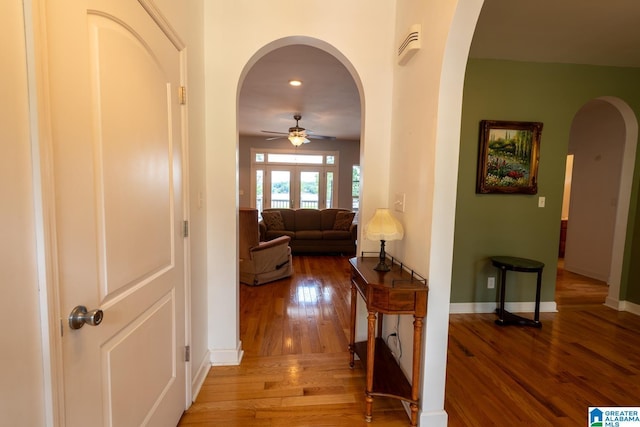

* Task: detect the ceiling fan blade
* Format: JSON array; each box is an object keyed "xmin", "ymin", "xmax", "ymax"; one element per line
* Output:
[
  {"xmin": 261, "ymin": 116, "xmax": 336, "ymax": 142},
  {"xmin": 307, "ymin": 134, "xmax": 336, "ymax": 140},
  {"xmin": 265, "ymin": 136, "xmax": 286, "ymax": 141}
]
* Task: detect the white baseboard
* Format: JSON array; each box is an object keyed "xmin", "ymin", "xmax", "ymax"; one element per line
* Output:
[
  {"xmin": 452, "ymin": 300, "xmax": 639, "ymax": 316},
  {"xmin": 619, "ymin": 300, "xmax": 640, "ymax": 315},
  {"xmin": 592, "ymin": 297, "xmax": 640, "ymax": 316},
  {"xmin": 449, "ymin": 301, "xmax": 557, "ymax": 314},
  {"xmin": 191, "ymin": 350, "xmax": 212, "ymax": 402},
  {"xmin": 605, "ymin": 296, "xmax": 621, "ymax": 310},
  {"xmin": 209, "ymin": 341, "xmax": 244, "ymax": 366},
  {"xmin": 419, "ymin": 409, "xmax": 448, "ymax": 427}
]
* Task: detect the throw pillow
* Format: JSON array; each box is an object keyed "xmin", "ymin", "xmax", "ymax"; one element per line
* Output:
[
  {"xmin": 261, "ymin": 211, "xmax": 285, "ymax": 230},
  {"xmin": 333, "ymin": 211, "xmax": 355, "ymax": 231}
]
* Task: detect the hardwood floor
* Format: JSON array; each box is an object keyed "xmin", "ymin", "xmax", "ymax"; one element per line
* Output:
[
  {"xmin": 555, "ymin": 259, "xmax": 609, "ymax": 307},
  {"xmin": 179, "ymin": 256, "xmax": 640, "ymax": 426}
]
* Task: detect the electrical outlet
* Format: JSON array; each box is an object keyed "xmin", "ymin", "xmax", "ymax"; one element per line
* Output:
[{"xmin": 487, "ymin": 276, "xmax": 496, "ymax": 289}]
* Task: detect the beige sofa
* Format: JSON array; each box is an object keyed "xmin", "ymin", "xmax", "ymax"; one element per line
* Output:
[{"xmin": 259, "ymin": 208, "xmax": 357, "ymax": 255}]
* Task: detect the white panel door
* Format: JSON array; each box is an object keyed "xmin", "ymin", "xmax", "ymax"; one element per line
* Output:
[{"xmin": 45, "ymin": 0, "xmax": 186, "ymax": 425}]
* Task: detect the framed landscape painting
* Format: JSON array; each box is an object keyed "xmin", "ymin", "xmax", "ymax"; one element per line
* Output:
[{"xmin": 476, "ymin": 120, "xmax": 543, "ymax": 194}]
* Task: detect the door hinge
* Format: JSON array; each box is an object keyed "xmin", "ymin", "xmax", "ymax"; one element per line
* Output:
[
  {"xmin": 185, "ymin": 345, "xmax": 190, "ymax": 362},
  {"xmin": 179, "ymin": 86, "xmax": 187, "ymax": 105},
  {"xmin": 183, "ymin": 220, "xmax": 189, "ymax": 238}
]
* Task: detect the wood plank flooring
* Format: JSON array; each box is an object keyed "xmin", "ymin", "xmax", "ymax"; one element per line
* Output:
[{"xmin": 179, "ymin": 256, "xmax": 640, "ymax": 426}]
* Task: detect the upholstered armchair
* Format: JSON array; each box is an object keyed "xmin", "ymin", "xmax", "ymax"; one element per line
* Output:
[{"xmin": 239, "ymin": 208, "xmax": 293, "ymax": 286}]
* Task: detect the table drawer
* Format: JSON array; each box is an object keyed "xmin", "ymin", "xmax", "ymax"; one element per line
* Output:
[{"xmin": 369, "ymin": 289, "xmax": 416, "ymax": 312}]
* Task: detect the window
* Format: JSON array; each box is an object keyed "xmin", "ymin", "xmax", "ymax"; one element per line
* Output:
[
  {"xmin": 326, "ymin": 171, "xmax": 334, "ymax": 208},
  {"xmin": 251, "ymin": 148, "xmax": 339, "ymax": 210},
  {"xmin": 256, "ymin": 169, "xmax": 264, "ymax": 213},
  {"xmin": 268, "ymin": 153, "xmax": 323, "ymax": 164},
  {"xmin": 352, "ymin": 165, "xmax": 360, "ymax": 211}
]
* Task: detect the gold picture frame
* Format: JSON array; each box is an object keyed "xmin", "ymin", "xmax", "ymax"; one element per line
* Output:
[{"xmin": 476, "ymin": 120, "xmax": 543, "ymax": 194}]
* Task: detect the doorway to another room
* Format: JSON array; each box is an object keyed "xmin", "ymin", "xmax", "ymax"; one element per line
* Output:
[{"xmin": 557, "ymin": 98, "xmax": 629, "ymax": 307}]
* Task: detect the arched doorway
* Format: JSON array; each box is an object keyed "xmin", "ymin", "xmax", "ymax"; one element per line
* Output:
[
  {"xmin": 237, "ymin": 41, "xmax": 363, "ymax": 215},
  {"xmin": 562, "ymin": 97, "xmax": 638, "ymax": 307},
  {"xmin": 562, "ymin": 97, "xmax": 639, "ymax": 307},
  {"xmin": 564, "ymin": 99, "xmax": 626, "ymax": 282},
  {"xmin": 235, "ymin": 38, "xmax": 365, "ymax": 350}
]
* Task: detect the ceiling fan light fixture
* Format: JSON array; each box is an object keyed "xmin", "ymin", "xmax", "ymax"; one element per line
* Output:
[
  {"xmin": 289, "ymin": 136, "xmax": 304, "ymax": 146},
  {"xmin": 288, "ymin": 134, "xmax": 309, "ymax": 146},
  {"xmin": 287, "ymin": 114, "xmax": 309, "ymax": 145}
]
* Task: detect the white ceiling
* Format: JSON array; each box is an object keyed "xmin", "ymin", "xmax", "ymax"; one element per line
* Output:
[
  {"xmin": 238, "ymin": 1, "xmax": 640, "ymax": 141},
  {"xmin": 469, "ymin": 0, "xmax": 640, "ymax": 68}
]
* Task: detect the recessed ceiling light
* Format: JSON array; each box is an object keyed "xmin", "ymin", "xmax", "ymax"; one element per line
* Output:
[{"xmin": 289, "ymin": 80, "xmax": 302, "ymax": 87}]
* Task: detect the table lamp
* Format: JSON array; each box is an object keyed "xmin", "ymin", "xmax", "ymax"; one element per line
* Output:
[{"xmin": 364, "ymin": 208, "xmax": 404, "ymax": 272}]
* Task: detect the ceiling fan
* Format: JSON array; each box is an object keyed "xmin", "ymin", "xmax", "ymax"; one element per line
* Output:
[{"xmin": 262, "ymin": 114, "xmax": 336, "ymax": 146}]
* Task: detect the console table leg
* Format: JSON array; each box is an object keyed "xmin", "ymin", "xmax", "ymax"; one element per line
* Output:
[
  {"xmin": 349, "ymin": 283, "xmax": 357, "ymax": 368},
  {"xmin": 409, "ymin": 402, "xmax": 418, "ymax": 427},
  {"xmin": 365, "ymin": 311, "xmax": 377, "ymax": 422},
  {"xmin": 410, "ymin": 315, "xmax": 423, "ymax": 427},
  {"xmin": 365, "ymin": 393, "xmax": 373, "ymax": 423}
]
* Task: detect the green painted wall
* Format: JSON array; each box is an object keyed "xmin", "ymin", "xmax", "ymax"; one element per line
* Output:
[{"xmin": 452, "ymin": 59, "xmax": 640, "ymax": 305}]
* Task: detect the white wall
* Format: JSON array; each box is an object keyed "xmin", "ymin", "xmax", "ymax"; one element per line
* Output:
[
  {"xmin": 565, "ymin": 99, "xmax": 625, "ymax": 281},
  {"xmin": 1, "ymin": 0, "xmax": 46, "ymax": 424},
  {"xmin": 391, "ymin": 0, "xmax": 483, "ymax": 424},
  {"xmin": 203, "ymin": 1, "xmax": 397, "ymax": 364}
]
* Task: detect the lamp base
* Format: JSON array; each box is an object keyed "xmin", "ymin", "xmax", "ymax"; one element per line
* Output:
[
  {"xmin": 373, "ymin": 239, "xmax": 390, "ymax": 272},
  {"xmin": 373, "ymin": 261, "xmax": 391, "ymax": 272}
]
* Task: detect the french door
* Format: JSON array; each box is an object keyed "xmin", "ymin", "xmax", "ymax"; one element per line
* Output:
[
  {"xmin": 264, "ymin": 166, "xmax": 333, "ymax": 210},
  {"xmin": 253, "ymin": 149, "xmax": 338, "ymax": 213}
]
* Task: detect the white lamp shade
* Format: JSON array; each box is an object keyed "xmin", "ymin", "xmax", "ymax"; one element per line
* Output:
[
  {"xmin": 288, "ymin": 135, "xmax": 308, "ymax": 146},
  {"xmin": 364, "ymin": 208, "xmax": 404, "ymax": 241}
]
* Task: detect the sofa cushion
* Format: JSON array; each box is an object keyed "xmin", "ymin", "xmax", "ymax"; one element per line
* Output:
[
  {"xmin": 277, "ymin": 209, "xmax": 297, "ymax": 230},
  {"xmin": 264, "ymin": 229, "xmax": 295, "ymax": 241},
  {"xmin": 295, "ymin": 209, "xmax": 322, "ymax": 231},
  {"xmin": 296, "ymin": 230, "xmax": 323, "ymax": 240},
  {"xmin": 261, "ymin": 211, "xmax": 285, "ymax": 230},
  {"xmin": 322, "ymin": 230, "xmax": 353, "ymax": 240},
  {"xmin": 333, "ymin": 211, "xmax": 355, "ymax": 231},
  {"xmin": 320, "ymin": 209, "xmax": 338, "ymax": 230}
]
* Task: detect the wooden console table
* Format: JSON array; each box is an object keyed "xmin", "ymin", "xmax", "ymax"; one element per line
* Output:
[{"xmin": 348, "ymin": 255, "xmax": 428, "ymax": 427}]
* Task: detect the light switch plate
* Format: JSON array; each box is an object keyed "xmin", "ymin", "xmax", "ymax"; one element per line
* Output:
[
  {"xmin": 538, "ymin": 196, "xmax": 546, "ymax": 208},
  {"xmin": 394, "ymin": 193, "xmax": 406, "ymax": 213}
]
